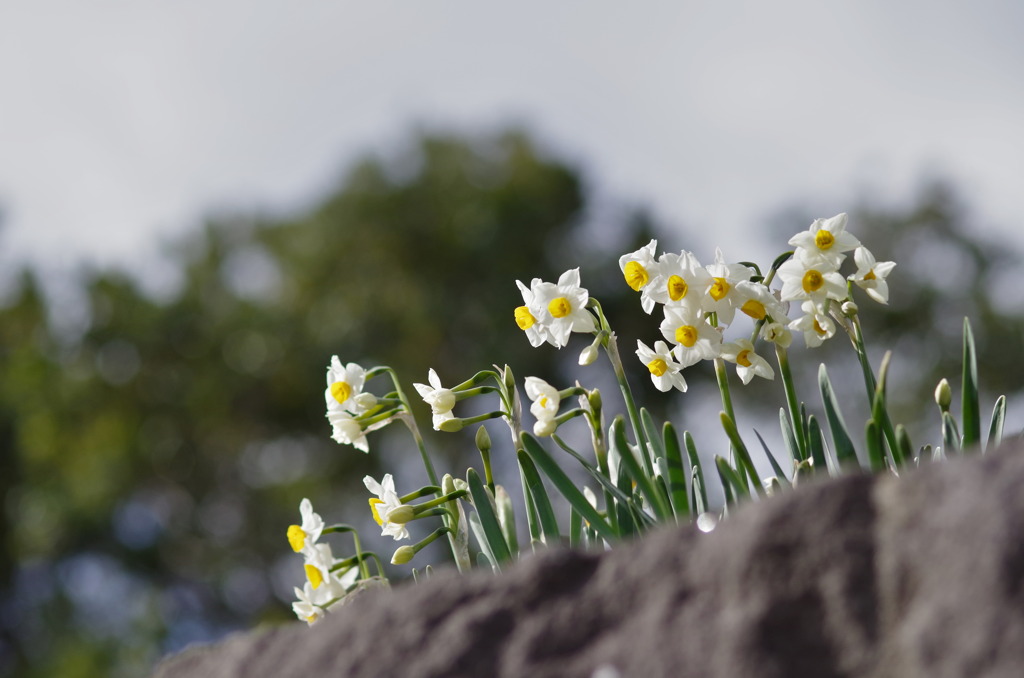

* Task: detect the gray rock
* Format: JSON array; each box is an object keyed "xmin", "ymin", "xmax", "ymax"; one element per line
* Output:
[{"xmin": 153, "ymin": 445, "xmax": 1024, "ymax": 678}]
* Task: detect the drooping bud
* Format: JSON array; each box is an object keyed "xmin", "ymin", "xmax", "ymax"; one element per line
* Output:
[
  {"xmin": 934, "ymin": 378, "xmax": 952, "ymax": 412},
  {"xmin": 384, "ymin": 504, "xmax": 416, "ymax": 524},
  {"xmin": 391, "ymin": 545, "xmax": 416, "ymax": 565},
  {"xmin": 438, "ymin": 417, "xmax": 464, "ymax": 433},
  {"xmin": 841, "ymin": 300, "xmax": 859, "ymax": 318},
  {"xmin": 578, "ymin": 344, "xmax": 598, "ymax": 366}
]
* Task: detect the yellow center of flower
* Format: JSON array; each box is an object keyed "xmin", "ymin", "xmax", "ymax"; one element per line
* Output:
[
  {"xmin": 815, "ymin": 229, "xmax": 835, "ymax": 250},
  {"xmin": 675, "ymin": 325, "xmax": 698, "ymax": 348},
  {"xmin": 287, "ymin": 525, "xmax": 307, "ymax": 553},
  {"xmin": 710, "ymin": 277, "xmax": 730, "ymax": 301},
  {"xmin": 737, "ymin": 350, "xmax": 753, "ymax": 367},
  {"xmin": 813, "ymin": 319, "xmax": 828, "ymax": 336},
  {"xmin": 369, "ymin": 498, "xmax": 385, "ymax": 526},
  {"xmin": 539, "ymin": 396, "xmax": 549, "ymax": 408},
  {"xmin": 330, "ymin": 381, "xmax": 352, "ymax": 404},
  {"xmin": 515, "ymin": 306, "xmax": 536, "ymax": 330},
  {"xmin": 624, "ymin": 261, "xmax": 649, "ymax": 291},
  {"xmin": 305, "ymin": 614, "xmax": 318, "ymax": 624},
  {"xmin": 864, "ymin": 269, "xmax": 876, "ymax": 281},
  {"xmin": 647, "ymin": 358, "xmax": 668, "ymax": 377},
  {"xmin": 667, "ymin": 275, "xmax": 688, "ymax": 301},
  {"xmin": 305, "ymin": 564, "xmax": 324, "ymax": 589},
  {"xmin": 548, "ymin": 297, "xmax": 572, "ymax": 318},
  {"xmin": 802, "ymin": 270, "xmax": 824, "ymax": 293},
  {"xmin": 740, "ymin": 299, "xmax": 766, "ymax": 320}
]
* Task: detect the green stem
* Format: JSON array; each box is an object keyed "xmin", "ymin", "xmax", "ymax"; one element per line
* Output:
[
  {"xmin": 851, "ymin": 316, "xmax": 900, "ymax": 463},
  {"xmin": 775, "ymin": 343, "xmax": 807, "ymax": 461},
  {"xmin": 603, "ymin": 331, "xmax": 655, "ymax": 477},
  {"xmin": 713, "ymin": 357, "xmax": 739, "ymax": 469}
]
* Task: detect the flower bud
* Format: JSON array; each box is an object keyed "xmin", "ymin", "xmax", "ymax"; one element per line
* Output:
[
  {"xmin": 587, "ymin": 389, "xmax": 602, "ymax": 412},
  {"xmin": 391, "ymin": 545, "xmax": 416, "ymax": 565},
  {"xmin": 384, "ymin": 505, "xmax": 416, "ymax": 524},
  {"xmin": 475, "ymin": 425, "xmax": 492, "ymax": 453},
  {"xmin": 453, "ymin": 478, "xmax": 469, "ymax": 493},
  {"xmin": 841, "ymin": 301, "xmax": 859, "ymax": 318},
  {"xmin": 438, "ymin": 417, "xmax": 464, "ymax": 433},
  {"xmin": 354, "ymin": 392, "xmax": 378, "ymax": 411},
  {"xmin": 533, "ymin": 418, "xmax": 557, "ymax": 437},
  {"xmin": 934, "ymin": 378, "xmax": 952, "ymax": 412},
  {"xmin": 578, "ymin": 344, "xmax": 598, "ymax": 366},
  {"xmin": 442, "ymin": 473, "xmax": 457, "ymax": 496}
]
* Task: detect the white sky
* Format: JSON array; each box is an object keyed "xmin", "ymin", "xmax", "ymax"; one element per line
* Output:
[{"xmin": 1, "ymin": 1, "xmax": 1022, "ymax": 291}]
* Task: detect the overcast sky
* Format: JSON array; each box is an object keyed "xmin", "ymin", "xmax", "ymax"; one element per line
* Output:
[{"xmin": 2, "ymin": 1, "xmax": 1022, "ymax": 292}]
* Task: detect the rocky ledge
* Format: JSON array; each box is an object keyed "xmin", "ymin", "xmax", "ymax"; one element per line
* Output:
[{"xmin": 154, "ymin": 445, "xmax": 1024, "ymax": 678}]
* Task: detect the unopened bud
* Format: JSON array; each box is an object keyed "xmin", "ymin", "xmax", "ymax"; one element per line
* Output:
[
  {"xmin": 533, "ymin": 418, "xmax": 557, "ymax": 437},
  {"xmin": 391, "ymin": 545, "xmax": 415, "ymax": 565},
  {"xmin": 384, "ymin": 505, "xmax": 416, "ymax": 524},
  {"xmin": 578, "ymin": 344, "xmax": 598, "ymax": 366},
  {"xmin": 475, "ymin": 425, "xmax": 492, "ymax": 453},
  {"xmin": 442, "ymin": 473, "xmax": 457, "ymax": 496},
  {"xmin": 354, "ymin": 392, "xmax": 378, "ymax": 411},
  {"xmin": 587, "ymin": 389, "xmax": 603, "ymax": 412},
  {"xmin": 438, "ymin": 417, "xmax": 464, "ymax": 433},
  {"xmin": 934, "ymin": 378, "xmax": 952, "ymax": 412},
  {"xmin": 841, "ymin": 301, "xmax": 859, "ymax": 318}
]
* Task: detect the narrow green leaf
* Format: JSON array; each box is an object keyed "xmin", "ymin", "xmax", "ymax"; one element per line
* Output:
[
  {"xmin": 521, "ymin": 433, "xmax": 618, "ymax": 542},
  {"xmin": 466, "ymin": 469, "xmax": 511, "ymax": 564},
  {"xmin": 550, "ymin": 434, "xmax": 636, "ymax": 507},
  {"xmin": 568, "ymin": 507, "xmax": 583, "ymax": 549},
  {"xmin": 987, "ymin": 394, "xmax": 1007, "ymax": 452},
  {"xmin": 611, "ymin": 417, "xmax": 673, "ymax": 521},
  {"xmin": 865, "ymin": 419, "xmax": 885, "ymax": 473},
  {"xmin": 753, "ymin": 428, "xmax": 791, "ymax": 487},
  {"xmin": 715, "ymin": 455, "xmax": 749, "ymax": 505},
  {"xmin": 779, "ymin": 407, "xmax": 802, "ymax": 465},
  {"xmin": 466, "ymin": 511, "xmax": 498, "ymax": 573},
  {"xmin": 894, "ymin": 425, "xmax": 913, "ymax": 473},
  {"xmin": 516, "ymin": 451, "xmax": 560, "ymax": 545},
  {"xmin": 494, "ymin": 485, "xmax": 518, "ymax": 556},
  {"xmin": 818, "ymin": 364, "xmax": 859, "ymax": 468},
  {"xmin": 476, "ymin": 551, "xmax": 494, "ymax": 570},
  {"xmin": 871, "ymin": 350, "xmax": 903, "ymax": 468},
  {"xmin": 684, "ymin": 432, "xmax": 708, "ymax": 513},
  {"xmin": 640, "ymin": 408, "xmax": 666, "ymax": 461},
  {"xmin": 663, "ymin": 422, "xmax": 691, "ymax": 517},
  {"xmin": 807, "ymin": 414, "xmax": 827, "ymax": 473},
  {"xmin": 719, "ymin": 412, "xmax": 764, "ymax": 495},
  {"xmin": 517, "ymin": 454, "xmax": 541, "ymax": 546},
  {"xmin": 961, "ymin": 318, "xmax": 981, "ymax": 450},
  {"xmin": 942, "ymin": 411, "xmax": 961, "ymax": 455}
]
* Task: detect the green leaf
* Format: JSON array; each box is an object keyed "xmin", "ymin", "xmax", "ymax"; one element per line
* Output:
[
  {"xmin": 987, "ymin": 394, "xmax": 1006, "ymax": 452},
  {"xmin": 684, "ymin": 431, "xmax": 709, "ymax": 513},
  {"xmin": 663, "ymin": 422, "xmax": 691, "ymax": 517},
  {"xmin": 779, "ymin": 407, "xmax": 802, "ymax": 466},
  {"xmin": 611, "ymin": 417, "xmax": 673, "ymax": 521},
  {"xmin": 871, "ymin": 350, "xmax": 904, "ymax": 468},
  {"xmin": 466, "ymin": 511, "xmax": 499, "ymax": 573},
  {"xmin": 942, "ymin": 411, "xmax": 961, "ymax": 455},
  {"xmin": 865, "ymin": 419, "xmax": 885, "ymax": 473},
  {"xmin": 894, "ymin": 425, "xmax": 913, "ymax": 472},
  {"xmin": 715, "ymin": 455, "xmax": 749, "ymax": 505},
  {"xmin": 807, "ymin": 414, "xmax": 830, "ymax": 475},
  {"xmin": 494, "ymin": 485, "xmax": 518, "ymax": 556},
  {"xmin": 568, "ymin": 507, "xmax": 583, "ymax": 548},
  {"xmin": 466, "ymin": 468, "xmax": 511, "ymax": 564},
  {"xmin": 521, "ymin": 433, "xmax": 618, "ymax": 542},
  {"xmin": 516, "ymin": 451, "xmax": 561, "ymax": 545},
  {"xmin": 517, "ymin": 455, "xmax": 541, "ymax": 546},
  {"xmin": 753, "ymin": 428, "xmax": 791, "ymax": 487},
  {"xmin": 640, "ymin": 408, "xmax": 666, "ymax": 461},
  {"xmin": 961, "ymin": 318, "xmax": 981, "ymax": 450},
  {"xmin": 719, "ymin": 412, "xmax": 764, "ymax": 495},
  {"xmin": 818, "ymin": 364, "xmax": 859, "ymax": 468}
]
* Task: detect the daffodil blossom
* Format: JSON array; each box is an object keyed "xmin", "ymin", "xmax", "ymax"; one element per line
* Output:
[
  {"xmin": 619, "ymin": 239, "xmax": 659, "ymax": 312},
  {"xmin": 364, "ymin": 474, "xmax": 410, "ymax": 541},
  {"xmin": 777, "ymin": 249, "xmax": 847, "ymax": 306},
  {"xmin": 760, "ymin": 320, "xmax": 793, "ymax": 348},
  {"xmin": 702, "ymin": 248, "xmax": 754, "ymax": 326},
  {"xmin": 788, "ymin": 213, "xmax": 861, "ymax": 269},
  {"xmin": 326, "ymin": 410, "xmax": 369, "ymax": 452},
  {"xmin": 529, "ymin": 269, "xmax": 597, "ymax": 348},
  {"xmin": 413, "ymin": 368, "xmax": 457, "ymax": 431},
  {"xmin": 287, "ymin": 498, "xmax": 325, "ymax": 554},
  {"xmin": 514, "ymin": 279, "xmax": 552, "ymax": 347},
  {"xmin": 719, "ymin": 339, "xmax": 774, "ymax": 385},
  {"xmin": 789, "ymin": 300, "xmax": 837, "ymax": 348},
  {"xmin": 636, "ymin": 340, "xmax": 688, "ymax": 392},
  {"xmin": 850, "ymin": 246, "xmax": 896, "ymax": 304},
  {"xmin": 644, "ymin": 250, "xmax": 711, "ymax": 314},
  {"xmin": 302, "ymin": 542, "xmax": 339, "ymax": 591},
  {"xmin": 525, "ymin": 376, "xmax": 560, "ymax": 436},
  {"xmin": 324, "ymin": 357, "xmax": 367, "ymax": 413},
  {"xmin": 291, "ymin": 566, "xmax": 357, "ymax": 625},
  {"xmin": 732, "ymin": 281, "xmax": 789, "ymax": 324},
  {"xmin": 659, "ymin": 305, "xmax": 721, "ymax": 367}
]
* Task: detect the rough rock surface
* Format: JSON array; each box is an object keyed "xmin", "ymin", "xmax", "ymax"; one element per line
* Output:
[{"xmin": 153, "ymin": 445, "xmax": 1024, "ymax": 678}]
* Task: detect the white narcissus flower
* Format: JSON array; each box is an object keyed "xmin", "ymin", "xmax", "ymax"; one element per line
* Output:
[
  {"xmin": 635, "ymin": 340, "xmax": 688, "ymax": 392},
  {"xmin": 789, "ymin": 300, "xmax": 837, "ymax": 348},
  {"xmin": 514, "ymin": 279, "xmax": 551, "ymax": 348},
  {"xmin": 619, "ymin": 239, "xmax": 659, "ymax": 311},
  {"xmin": 292, "ymin": 566, "xmax": 358, "ymax": 625},
  {"xmin": 850, "ymin": 246, "xmax": 896, "ymax": 304},
  {"xmin": 324, "ymin": 357, "xmax": 367, "ymax": 412},
  {"xmin": 413, "ymin": 368, "xmax": 457, "ymax": 431},
  {"xmin": 529, "ymin": 269, "xmax": 597, "ymax": 348},
  {"xmin": 644, "ymin": 250, "xmax": 711, "ymax": 314},
  {"xmin": 326, "ymin": 410, "xmax": 369, "ymax": 452},
  {"xmin": 788, "ymin": 213, "xmax": 861, "ymax": 268},
  {"xmin": 302, "ymin": 542, "xmax": 339, "ymax": 591},
  {"xmin": 364, "ymin": 474, "xmax": 410, "ymax": 541},
  {"xmin": 702, "ymin": 248, "xmax": 754, "ymax": 327},
  {"xmin": 777, "ymin": 249, "xmax": 847, "ymax": 307},
  {"xmin": 719, "ymin": 339, "xmax": 774, "ymax": 385},
  {"xmin": 733, "ymin": 281, "xmax": 789, "ymax": 324},
  {"xmin": 659, "ymin": 306, "xmax": 721, "ymax": 367},
  {"xmin": 287, "ymin": 498, "xmax": 325, "ymax": 554},
  {"xmin": 525, "ymin": 377, "xmax": 560, "ymax": 436},
  {"xmin": 761, "ymin": 321, "xmax": 793, "ymax": 348}
]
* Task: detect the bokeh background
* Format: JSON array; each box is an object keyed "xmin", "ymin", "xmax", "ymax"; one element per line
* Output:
[{"xmin": 2, "ymin": 3, "xmax": 1023, "ymax": 676}]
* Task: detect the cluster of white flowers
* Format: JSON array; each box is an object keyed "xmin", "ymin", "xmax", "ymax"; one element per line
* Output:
[
  {"xmin": 514, "ymin": 269, "xmax": 597, "ymax": 348},
  {"xmin": 364, "ymin": 473, "xmax": 412, "ymax": 541},
  {"xmin": 324, "ymin": 356, "xmax": 376, "ymax": 451},
  {"xmin": 286, "ymin": 499, "xmax": 357, "ymax": 626},
  {"xmin": 617, "ymin": 212, "xmax": 894, "ymax": 390}
]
